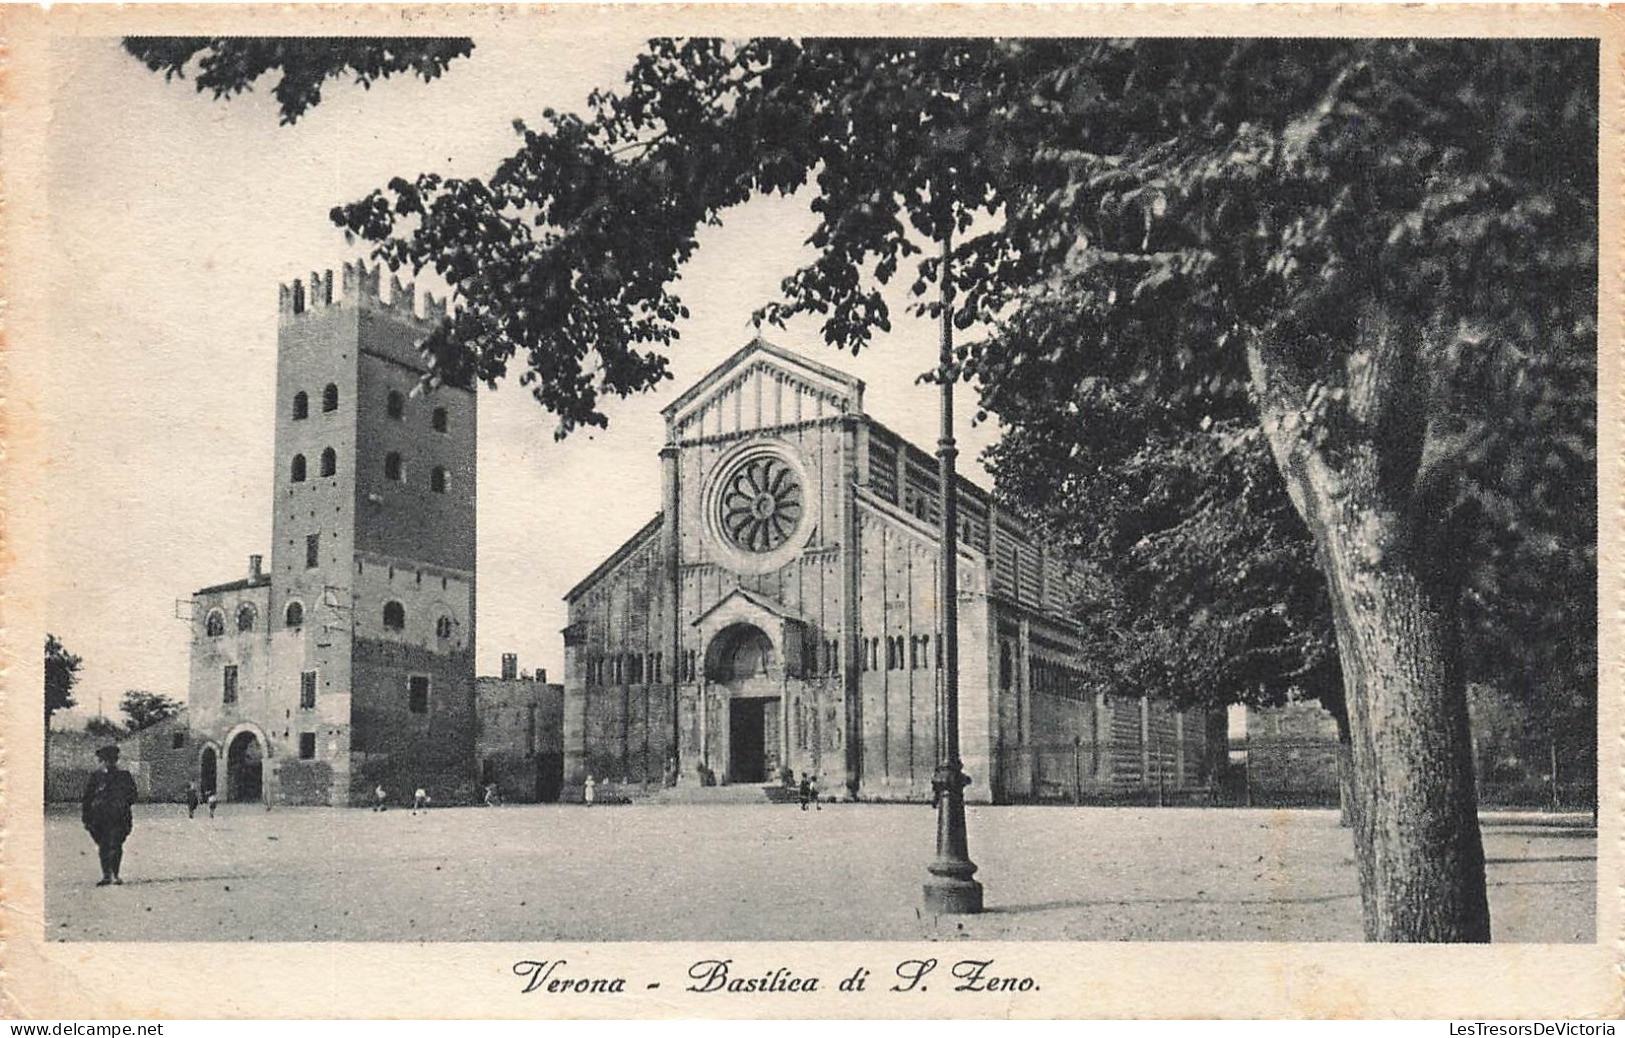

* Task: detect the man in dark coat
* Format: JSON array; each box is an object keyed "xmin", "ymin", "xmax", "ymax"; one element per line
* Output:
[{"xmin": 82, "ymin": 744, "xmax": 138, "ymax": 886}]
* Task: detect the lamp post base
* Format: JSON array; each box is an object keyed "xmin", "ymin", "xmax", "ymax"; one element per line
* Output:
[
  {"xmin": 924, "ymin": 763, "xmax": 984, "ymax": 915},
  {"xmin": 923, "ymin": 875, "xmax": 985, "ymax": 915}
]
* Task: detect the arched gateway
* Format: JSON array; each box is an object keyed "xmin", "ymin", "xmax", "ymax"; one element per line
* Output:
[{"xmin": 226, "ymin": 730, "xmax": 264, "ymax": 802}]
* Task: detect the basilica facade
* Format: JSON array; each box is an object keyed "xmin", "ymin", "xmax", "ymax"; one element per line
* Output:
[{"xmin": 563, "ymin": 340, "xmax": 1216, "ymax": 803}]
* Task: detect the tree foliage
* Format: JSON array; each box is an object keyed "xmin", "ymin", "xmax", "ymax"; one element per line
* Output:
[
  {"xmin": 119, "ymin": 690, "xmax": 183, "ymax": 733},
  {"xmin": 84, "ymin": 715, "xmax": 123, "ymax": 741},
  {"xmin": 122, "ymin": 37, "xmax": 474, "ymax": 125},
  {"xmin": 988, "ymin": 386, "xmax": 1344, "ymax": 722},
  {"xmin": 45, "ymin": 633, "xmax": 81, "ymax": 727}
]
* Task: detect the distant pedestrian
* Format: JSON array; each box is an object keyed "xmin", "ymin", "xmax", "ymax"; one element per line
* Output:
[
  {"xmin": 583, "ymin": 775, "xmax": 596, "ymax": 806},
  {"xmin": 184, "ymin": 781, "xmax": 200, "ymax": 819},
  {"xmin": 483, "ymin": 783, "xmax": 502, "ymax": 807},
  {"xmin": 206, "ymin": 791, "xmax": 217, "ymax": 818},
  {"xmin": 373, "ymin": 784, "xmax": 388, "ymax": 812},
  {"xmin": 82, "ymin": 745, "xmax": 138, "ymax": 886},
  {"xmin": 413, "ymin": 788, "xmax": 429, "ymax": 814},
  {"xmin": 798, "ymin": 772, "xmax": 812, "ymax": 811},
  {"xmin": 808, "ymin": 774, "xmax": 821, "ymax": 811}
]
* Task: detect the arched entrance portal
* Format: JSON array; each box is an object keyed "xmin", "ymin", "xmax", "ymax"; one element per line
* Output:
[
  {"xmin": 706, "ymin": 623, "xmax": 782, "ymax": 784},
  {"xmin": 226, "ymin": 731, "xmax": 264, "ymax": 802},
  {"xmin": 199, "ymin": 746, "xmax": 218, "ymax": 798}
]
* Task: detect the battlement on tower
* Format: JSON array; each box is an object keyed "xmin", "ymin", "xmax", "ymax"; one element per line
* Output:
[{"xmin": 278, "ymin": 261, "xmax": 448, "ymax": 325}]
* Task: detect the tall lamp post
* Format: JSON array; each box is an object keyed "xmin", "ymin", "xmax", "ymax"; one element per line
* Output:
[{"xmin": 924, "ymin": 229, "xmax": 985, "ymax": 915}]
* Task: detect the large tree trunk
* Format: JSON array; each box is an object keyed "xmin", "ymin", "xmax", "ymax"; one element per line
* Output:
[
  {"xmin": 1248, "ymin": 314, "xmax": 1490, "ymax": 942},
  {"xmin": 1313, "ymin": 505, "xmax": 1489, "ymax": 940}
]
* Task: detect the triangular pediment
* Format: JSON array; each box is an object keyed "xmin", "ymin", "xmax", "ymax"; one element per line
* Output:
[
  {"xmin": 690, "ymin": 587, "xmax": 809, "ymax": 630},
  {"xmin": 664, "ymin": 337, "xmax": 864, "ymax": 442}
]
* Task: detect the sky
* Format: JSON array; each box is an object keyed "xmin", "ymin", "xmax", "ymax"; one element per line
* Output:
[{"xmin": 40, "ymin": 36, "xmax": 1003, "ymax": 726}]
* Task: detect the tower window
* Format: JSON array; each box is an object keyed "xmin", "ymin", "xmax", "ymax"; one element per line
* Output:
[
  {"xmin": 430, "ymin": 466, "xmax": 447, "ymax": 493},
  {"xmin": 387, "ymin": 390, "xmax": 404, "ymax": 420},
  {"xmin": 432, "ymin": 407, "xmax": 447, "ymax": 433},
  {"xmin": 300, "ymin": 671, "xmax": 317, "ymax": 709},
  {"xmin": 222, "ymin": 665, "xmax": 238, "ymax": 705},
  {"xmin": 384, "ymin": 452, "xmax": 404, "ymax": 482},
  {"xmin": 408, "ymin": 674, "xmax": 430, "ymax": 714},
  {"xmin": 171, "ymin": 731, "xmax": 186, "ymax": 750},
  {"xmin": 292, "ymin": 392, "xmax": 309, "ymax": 420},
  {"xmin": 322, "ymin": 383, "xmax": 339, "ymax": 413},
  {"xmin": 236, "ymin": 604, "xmax": 256, "ymax": 633},
  {"xmin": 305, "ymin": 534, "xmax": 320, "ymax": 569},
  {"xmin": 285, "ymin": 601, "xmax": 304, "ymax": 627},
  {"xmin": 205, "ymin": 609, "xmax": 225, "ymax": 638},
  {"xmin": 320, "ymin": 448, "xmax": 336, "ymax": 478},
  {"xmin": 383, "ymin": 601, "xmax": 406, "ymax": 630},
  {"xmin": 298, "ymin": 732, "xmax": 316, "ymax": 759},
  {"xmin": 291, "ymin": 454, "xmax": 307, "ymax": 483},
  {"xmin": 436, "ymin": 615, "xmax": 453, "ymax": 639}
]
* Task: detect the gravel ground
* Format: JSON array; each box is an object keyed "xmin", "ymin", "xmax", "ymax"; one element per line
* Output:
[{"xmin": 42, "ymin": 803, "xmax": 1594, "ymax": 943}]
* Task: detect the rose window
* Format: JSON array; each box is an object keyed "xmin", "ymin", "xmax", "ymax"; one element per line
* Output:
[{"xmin": 717, "ymin": 454, "xmax": 805, "ymax": 553}]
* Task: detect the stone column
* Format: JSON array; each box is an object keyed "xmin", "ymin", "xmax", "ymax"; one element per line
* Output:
[
  {"xmin": 842, "ymin": 414, "xmax": 864, "ymax": 799},
  {"xmin": 661, "ymin": 443, "xmax": 681, "ymax": 775},
  {"xmin": 698, "ymin": 679, "xmax": 710, "ymax": 777},
  {"xmin": 780, "ymin": 671, "xmax": 791, "ymax": 779}
]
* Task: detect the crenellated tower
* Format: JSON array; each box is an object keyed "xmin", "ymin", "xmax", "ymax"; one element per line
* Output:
[{"xmin": 188, "ymin": 262, "xmax": 477, "ymax": 806}]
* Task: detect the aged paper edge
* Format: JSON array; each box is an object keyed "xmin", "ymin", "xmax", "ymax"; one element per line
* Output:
[{"xmin": 1, "ymin": 3, "xmax": 1619, "ymax": 1020}]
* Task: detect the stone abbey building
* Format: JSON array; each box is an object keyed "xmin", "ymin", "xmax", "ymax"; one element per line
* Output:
[
  {"xmin": 181, "ymin": 268, "xmax": 1212, "ymax": 807},
  {"xmin": 563, "ymin": 340, "xmax": 1216, "ymax": 803},
  {"xmin": 186, "ymin": 264, "xmax": 477, "ymax": 806}
]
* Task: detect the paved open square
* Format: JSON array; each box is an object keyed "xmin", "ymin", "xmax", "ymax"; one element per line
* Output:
[{"xmin": 44, "ymin": 803, "xmax": 1594, "ymax": 943}]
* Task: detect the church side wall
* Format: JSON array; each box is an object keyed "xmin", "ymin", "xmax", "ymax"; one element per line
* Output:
[
  {"xmin": 565, "ymin": 529, "xmax": 672, "ymax": 790},
  {"xmin": 854, "ymin": 502, "xmax": 998, "ymax": 803}
]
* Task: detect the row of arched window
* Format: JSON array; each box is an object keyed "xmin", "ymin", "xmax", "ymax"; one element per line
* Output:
[
  {"xmin": 289, "ymin": 449, "xmax": 451, "ymax": 493},
  {"xmin": 585, "ymin": 651, "xmax": 665, "ymax": 687},
  {"xmin": 290, "ymin": 449, "xmax": 338, "ymax": 482},
  {"xmin": 292, "ymin": 384, "xmax": 340, "ymax": 419},
  {"xmin": 210, "ymin": 599, "xmax": 457, "ymax": 640},
  {"xmin": 386, "ymin": 390, "xmax": 450, "ymax": 433},
  {"xmin": 293, "ymin": 386, "xmax": 452, "ymax": 433},
  {"xmin": 860, "ymin": 634, "xmax": 937, "ymax": 673},
  {"xmin": 204, "ymin": 604, "xmax": 258, "ymax": 636},
  {"xmin": 384, "ymin": 452, "xmax": 452, "ymax": 493}
]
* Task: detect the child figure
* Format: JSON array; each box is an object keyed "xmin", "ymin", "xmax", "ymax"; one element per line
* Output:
[
  {"xmin": 583, "ymin": 775, "xmax": 596, "ymax": 806},
  {"xmin": 412, "ymin": 788, "xmax": 429, "ymax": 814},
  {"xmin": 373, "ymin": 784, "xmax": 388, "ymax": 812},
  {"xmin": 206, "ymin": 791, "xmax": 218, "ymax": 818}
]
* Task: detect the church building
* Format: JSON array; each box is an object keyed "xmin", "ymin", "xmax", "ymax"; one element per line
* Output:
[
  {"xmin": 563, "ymin": 339, "xmax": 1215, "ymax": 803},
  {"xmin": 185, "ymin": 264, "xmax": 477, "ymax": 806}
]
